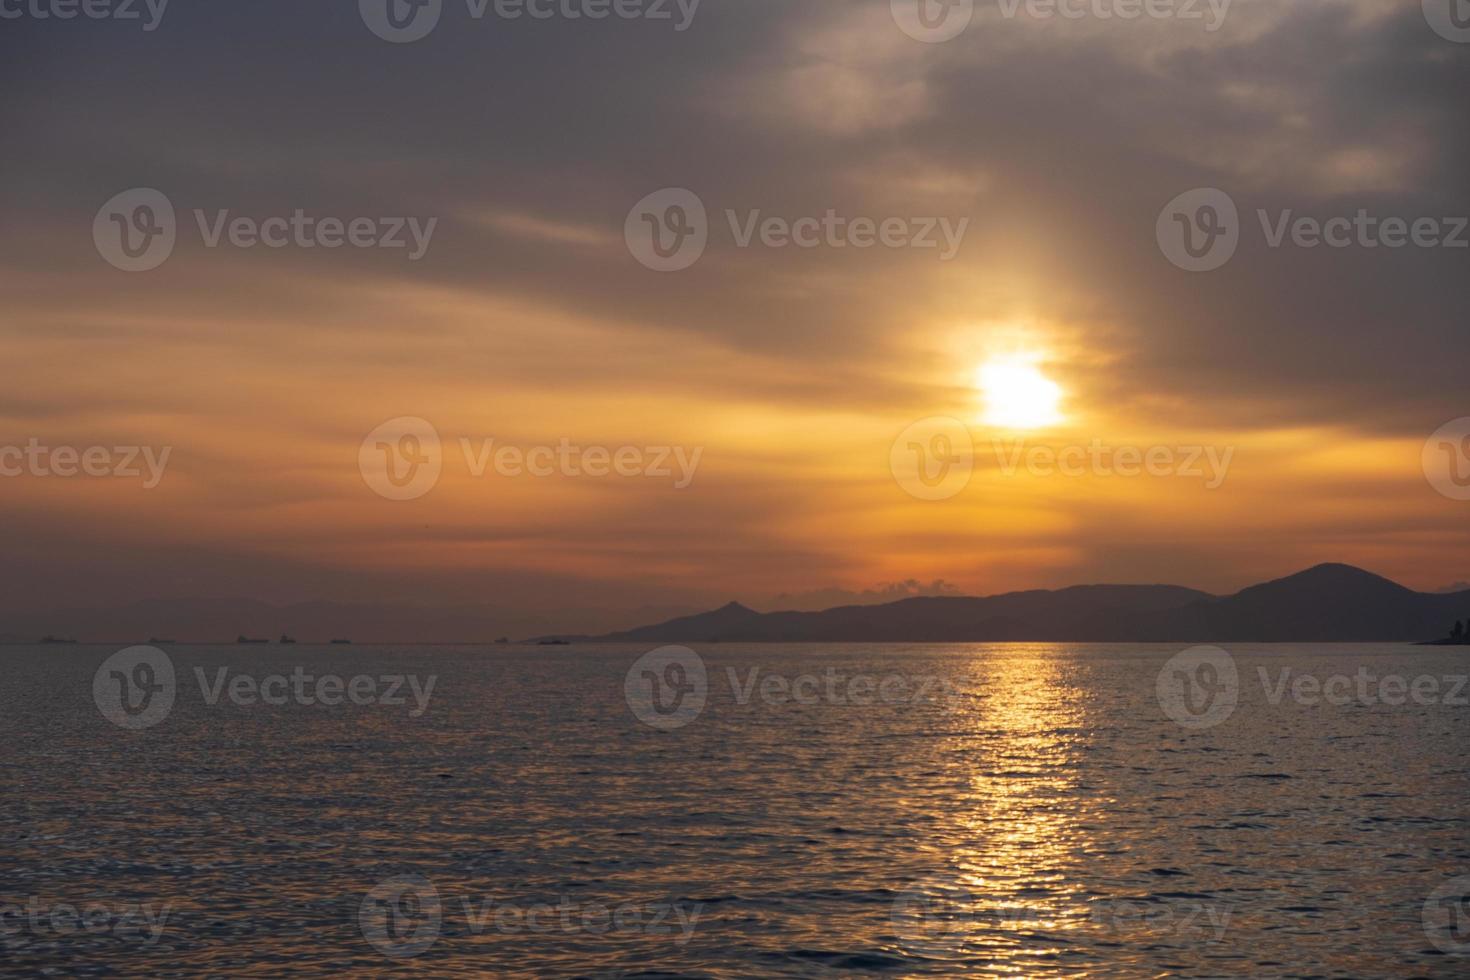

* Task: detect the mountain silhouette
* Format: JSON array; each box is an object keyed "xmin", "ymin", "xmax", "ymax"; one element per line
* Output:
[{"xmin": 546, "ymin": 564, "xmax": 1470, "ymax": 643}]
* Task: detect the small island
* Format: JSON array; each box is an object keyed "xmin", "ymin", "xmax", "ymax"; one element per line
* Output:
[{"xmin": 1418, "ymin": 620, "xmax": 1470, "ymax": 646}]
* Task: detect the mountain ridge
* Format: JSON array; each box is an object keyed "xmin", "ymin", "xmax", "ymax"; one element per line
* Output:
[{"xmin": 540, "ymin": 564, "xmax": 1470, "ymax": 644}]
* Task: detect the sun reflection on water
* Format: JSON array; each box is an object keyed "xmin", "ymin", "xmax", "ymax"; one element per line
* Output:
[{"xmin": 895, "ymin": 645, "xmax": 1109, "ymax": 971}]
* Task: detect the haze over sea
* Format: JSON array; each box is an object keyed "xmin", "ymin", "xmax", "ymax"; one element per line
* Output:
[{"xmin": 3, "ymin": 642, "xmax": 1468, "ymax": 977}]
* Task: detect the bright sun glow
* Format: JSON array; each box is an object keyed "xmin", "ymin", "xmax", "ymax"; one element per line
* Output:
[{"xmin": 978, "ymin": 357, "xmax": 1064, "ymax": 429}]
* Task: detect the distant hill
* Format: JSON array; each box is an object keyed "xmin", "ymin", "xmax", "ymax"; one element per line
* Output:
[{"xmin": 543, "ymin": 565, "xmax": 1470, "ymax": 643}]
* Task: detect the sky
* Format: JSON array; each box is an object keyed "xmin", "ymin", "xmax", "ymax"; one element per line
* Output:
[{"xmin": 2, "ymin": 0, "xmax": 1468, "ymax": 633}]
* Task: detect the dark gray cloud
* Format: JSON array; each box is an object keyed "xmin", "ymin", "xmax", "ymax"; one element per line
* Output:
[{"xmin": 2, "ymin": 0, "xmax": 1467, "ymax": 616}]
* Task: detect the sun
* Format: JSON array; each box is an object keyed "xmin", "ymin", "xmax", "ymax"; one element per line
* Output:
[{"xmin": 977, "ymin": 356, "xmax": 1064, "ymax": 429}]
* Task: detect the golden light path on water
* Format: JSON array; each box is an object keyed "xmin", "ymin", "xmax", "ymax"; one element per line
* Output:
[{"xmin": 926, "ymin": 648, "xmax": 1100, "ymax": 971}]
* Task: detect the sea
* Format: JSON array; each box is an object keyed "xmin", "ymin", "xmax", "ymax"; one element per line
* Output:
[{"xmin": 2, "ymin": 642, "xmax": 1467, "ymax": 977}]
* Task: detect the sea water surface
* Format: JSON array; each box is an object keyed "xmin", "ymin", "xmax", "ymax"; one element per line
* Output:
[{"xmin": 2, "ymin": 642, "xmax": 1468, "ymax": 977}]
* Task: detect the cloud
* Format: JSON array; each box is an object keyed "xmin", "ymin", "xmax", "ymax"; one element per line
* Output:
[
  {"xmin": 759, "ymin": 579, "xmax": 966, "ymax": 612},
  {"xmin": 2, "ymin": 0, "xmax": 1467, "ymax": 612}
]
